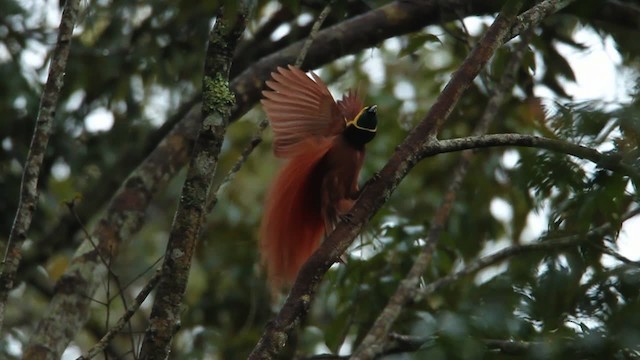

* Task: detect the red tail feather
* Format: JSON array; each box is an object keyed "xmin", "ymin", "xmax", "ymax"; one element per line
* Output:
[{"xmin": 259, "ymin": 139, "xmax": 333, "ymax": 288}]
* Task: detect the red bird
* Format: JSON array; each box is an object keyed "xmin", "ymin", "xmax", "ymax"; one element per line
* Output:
[{"xmin": 260, "ymin": 65, "xmax": 378, "ymax": 288}]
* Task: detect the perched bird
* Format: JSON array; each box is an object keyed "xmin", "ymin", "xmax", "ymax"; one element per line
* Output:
[{"xmin": 260, "ymin": 65, "xmax": 378, "ymax": 288}]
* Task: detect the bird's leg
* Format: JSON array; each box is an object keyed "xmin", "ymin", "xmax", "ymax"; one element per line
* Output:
[
  {"xmin": 336, "ymin": 199, "xmax": 355, "ymax": 224},
  {"xmin": 353, "ymin": 171, "xmax": 381, "ymax": 198}
]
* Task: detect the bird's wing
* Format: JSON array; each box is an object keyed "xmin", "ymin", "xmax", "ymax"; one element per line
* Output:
[
  {"xmin": 337, "ymin": 88, "xmax": 364, "ymax": 122},
  {"xmin": 261, "ymin": 65, "xmax": 344, "ymax": 158}
]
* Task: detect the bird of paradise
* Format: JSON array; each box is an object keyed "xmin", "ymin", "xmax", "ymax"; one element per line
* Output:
[{"xmin": 260, "ymin": 65, "xmax": 378, "ymax": 288}]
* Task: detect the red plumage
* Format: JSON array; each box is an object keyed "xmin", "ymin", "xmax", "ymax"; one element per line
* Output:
[{"xmin": 260, "ymin": 65, "xmax": 375, "ymax": 288}]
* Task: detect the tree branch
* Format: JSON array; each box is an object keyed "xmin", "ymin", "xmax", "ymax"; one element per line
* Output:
[
  {"xmin": 0, "ymin": 0, "xmax": 80, "ymax": 332},
  {"xmin": 349, "ymin": 24, "xmax": 532, "ymax": 360},
  {"xmin": 423, "ymin": 134, "xmax": 640, "ymax": 181},
  {"xmin": 507, "ymin": 0, "xmax": 576, "ymax": 40},
  {"xmin": 23, "ymin": 105, "xmax": 202, "ymax": 360},
  {"xmin": 248, "ymin": 1, "xmax": 525, "ymax": 358},
  {"xmin": 414, "ymin": 206, "xmax": 640, "ymax": 301},
  {"xmin": 137, "ymin": 5, "xmax": 248, "ymax": 359}
]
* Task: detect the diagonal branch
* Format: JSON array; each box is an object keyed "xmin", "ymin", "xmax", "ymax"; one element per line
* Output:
[
  {"xmin": 0, "ymin": 0, "xmax": 81, "ymax": 332},
  {"xmin": 349, "ymin": 26, "xmax": 533, "ymax": 360},
  {"xmin": 248, "ymin": 1, "xmax": 525, "ymax": 358},
  {"xmin": 137, "ymin": 5, "xmax": 249, "ymax": 360}
]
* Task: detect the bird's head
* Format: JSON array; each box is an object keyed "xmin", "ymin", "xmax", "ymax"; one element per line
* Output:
[{"xmin": 344, "ymin": 105, "xmax": 377, "ymax": 146}]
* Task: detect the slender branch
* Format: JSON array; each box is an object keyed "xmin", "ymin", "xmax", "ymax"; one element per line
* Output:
[
  {"xmin": 0, "ymin": 0, "xmax": 80, "ymax": 332},
  {"xmin": 295, "ymin": 1, "xmax": 335, "ymax": 68},
  {"xmin": 206, "ymin": 118, "xmax": 268, "ymax": 212},
  {"xmin": 312, "ymin": 332, "xmax": 637, "ymax": 359},
  {"xmin": 248, "ymin": 1, "xmax": 524, "ymax": 358},
  {"xmin": 507, "ymin": 0, "xmax": 576, "ymax": 41},
  {"xmin": 138, "ymin": 5, "xmax": 248, "ymax": 359},
  {"xmin": 77, "ymin": 270, "xmax": 162, "ymax": 360},
  {"xmin": 416, "ymin": 237, "xmax": 583, "ymax": 301},
  {"xmin": 484, "ymin": 339, "xmax": 533, "ymax": 355},
  {"xmin": 414, "ymin": 207, "xmax": 639, "ymax": 302},
  {"xmin": 350, "ymin": 20, "xmax": 530, "ymax": 360},
  {"xmin": 207, "ymin": 0, "xmax": 334, "ymax": 213},
  {"xmin": 422, "ymin": 134, "xmax": 640, "ymax": 181}
]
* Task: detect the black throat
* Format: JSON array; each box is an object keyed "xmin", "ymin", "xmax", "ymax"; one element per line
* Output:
[{"xmin": 343, "ymin": 125, "xmax": 375, "ymax": 149}]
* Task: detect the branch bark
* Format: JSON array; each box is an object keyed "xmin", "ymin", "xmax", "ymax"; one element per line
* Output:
[
  {"xmin": 137, "ymin": 5, "xmax": 248, "ymax": 359},
  {"xmin": 424, "ymin": 134, "xmax": 640, "ymax": 181},
  {"xmin": 0, "ymin": 0, "xmax": 80, "ymax": 331},
  {"xmin": 248, "ymin": 1, "xmax": 524, "ymax": 358}
]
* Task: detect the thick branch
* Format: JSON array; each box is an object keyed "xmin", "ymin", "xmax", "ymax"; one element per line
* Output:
[
  {"xmin": 350, "ymin": 24, "xmax": 531, "ymax": 360},
  {"xmin": 248, "ymin": 1, "xmax": 524, "ymax": 359},
  {"xmin": 0, "ymin": 0, "xmax": 80, "ymax": 332},
  {"xmin": 138, "ymin": 6, "xmax": 248, "ymax": 359}
]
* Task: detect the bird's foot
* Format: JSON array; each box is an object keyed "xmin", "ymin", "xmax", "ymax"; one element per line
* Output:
[{"xmin": 339, "ymin": 212, "xmax": 354, "ymax": 224}]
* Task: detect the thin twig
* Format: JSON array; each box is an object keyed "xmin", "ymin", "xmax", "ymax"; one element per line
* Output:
[
  {"xmin": 67, "ymin": 203, "xmax": 139, "ymax": 358},
  {"xmin": 77, "ymin": 270, "xmax": 162, "ymax": 360},
  {"xmin": 206, "ymin": 117, "xmax": 268, "ymax": 212},
  {"xmin": 295, "ymin": 1, "xmax": 335, "ymax": 69}
]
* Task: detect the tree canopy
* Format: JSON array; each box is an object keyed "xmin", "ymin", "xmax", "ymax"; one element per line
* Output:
[{"xmin": 1, "ymin": 0, "xmax": 639, "ymax": 359}]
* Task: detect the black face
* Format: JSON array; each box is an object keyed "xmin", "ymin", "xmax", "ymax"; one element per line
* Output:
[{"xmin": 344, "ymin": 105, "xmax": 378, "ymax": 147}]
